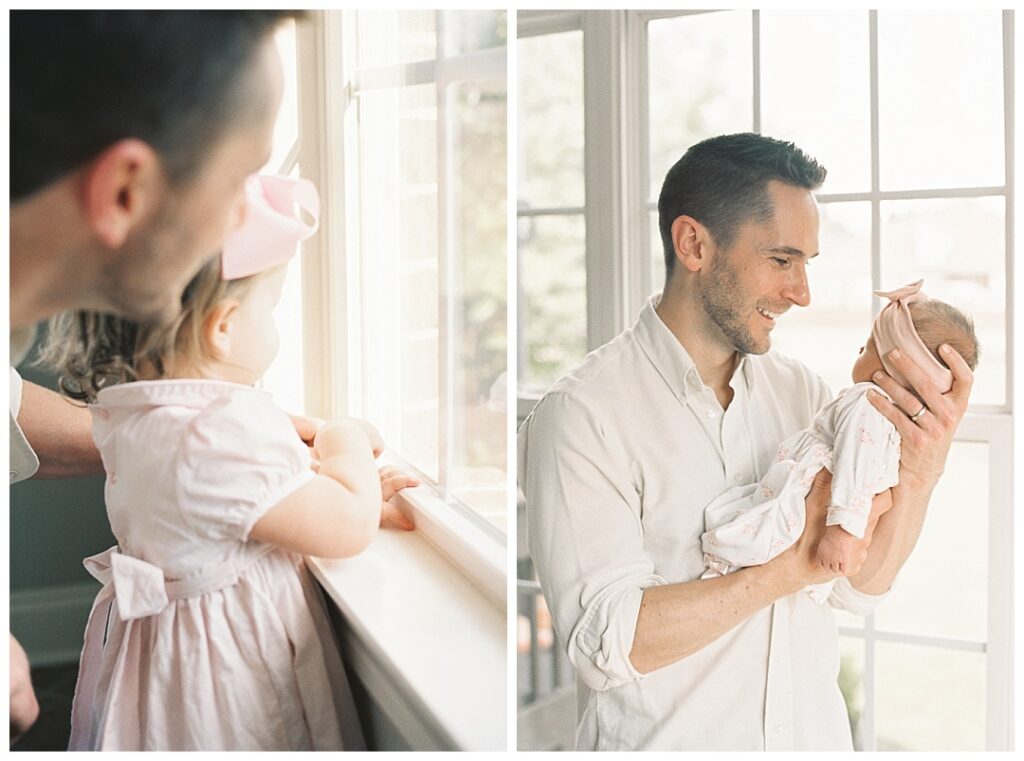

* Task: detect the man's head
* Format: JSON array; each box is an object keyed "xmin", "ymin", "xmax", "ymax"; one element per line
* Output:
[
  {"xmin": 658, "ymin": 133, "xmax": 827, "ymax": 281},
  {"xmin": 658, "ymin": 134, "xmax": 827, "ymax": 355},
  {"xmin": 10, "ymin": 11, "xmax": 297, "ymax": 326}
]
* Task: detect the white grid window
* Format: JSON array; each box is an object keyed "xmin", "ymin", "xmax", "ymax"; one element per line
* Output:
[
  {"xmin": 343, "ymin": 10, "xmax": 508, "ymax": 538},
  {"xmin": 290, "ymin": 10, "xmax": 507, "ymax": 556},
  {"xmin": 517, "ymin": 9, "xmax": 1014, "ymax": 750}
]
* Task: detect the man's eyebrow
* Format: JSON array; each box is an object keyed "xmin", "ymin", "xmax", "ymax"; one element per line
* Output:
[{"xmin": 764, "ymin": 246, "xmax": 819, "ymax": 259}]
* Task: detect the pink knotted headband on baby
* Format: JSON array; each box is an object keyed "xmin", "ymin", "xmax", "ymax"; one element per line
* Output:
[
  {"xmin": 870, "ymin": 279, "xmax": 953, "ymax": 394},
  {"xmin": 221, "ymin": 174, "xmax": 321, "ymax": 281}
]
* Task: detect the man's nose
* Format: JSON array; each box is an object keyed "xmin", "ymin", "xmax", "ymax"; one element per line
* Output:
[{"xmin": 782, "ymin": 266, "xmax": 811, "ymax": 308}]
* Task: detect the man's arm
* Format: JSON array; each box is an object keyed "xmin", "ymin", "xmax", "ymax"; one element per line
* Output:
[
  {"xmin": 849, "ymin": 344, "xmax": 974, "ymax": 594},
  {"xmin": 629, "ymin": 469, "xmax": 848, "ymax": 673},
  {"xmin": 17, "ymin": 381, "xmax": 103, "ymax": 479}
]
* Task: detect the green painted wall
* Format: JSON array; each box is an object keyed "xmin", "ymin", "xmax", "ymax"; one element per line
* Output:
[{"xmin": 11, "ymin": 330, "xmax": 115, "ymax": 593}]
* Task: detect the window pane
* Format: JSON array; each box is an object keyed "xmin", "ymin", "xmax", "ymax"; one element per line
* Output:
[
  {"xmin": 451, "ymin": 79, "xmax": 507, "ymax": 532},
  {"xmin": 770, "ymin": 202, "xmax": 872, "ymax": 396},
  {"xmin": 878, "ymin": 11, "xmax": 1004, "ymax": 190},
  {"xmin": 875, "ymin": 442, "xmax": 988, "ymax": 642},
  {"xmin": 880, "ymin": 197, "xmax": 1004, "ymax": 406},
  {"xmin": 520, "ymin": 214, "xmax": 587, "ymax": 392},
  {"xmin": 358, "ymin": 83, "xmax": 440, "ymax": 480},
  {"xmin": 518, "ymin": 31, "xmax": 584, "ymax": 209},
  {"xmin": 761, "ymin": 11, "xmax": 870, "ymax": 194},
  {"xmin": 261, "ymin": 26, "xmax": 302, "ymax": 413},
  {"xmin": 443, "ymin": 10, "xmax": 507, "ymax": 55},
  {"xmin": 262, "ymin": 252, "xmax": 306, "ymax": 415},
  {"xmin": 649, "ymin": 210, "xmax": 664, "ymax": 298},
  {"xmin": 264, "ymin": 21, "xmax": 298, "ymax": 175},
  {"xmin": 356, "ymin": 10, "xmax": 436, "ymax": 68},
  {"xmin": 875, "ymin": 644, "xmax": 986, "ymax": 750},
  {"xmin": 647, "ymin": 11, "xmax": 753, "ymax": 200},
  {"xmin": 838, "ymin": 637, "xmax": 866, "ymax": 750}
]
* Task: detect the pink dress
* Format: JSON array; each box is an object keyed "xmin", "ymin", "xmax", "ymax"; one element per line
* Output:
[
  {"xmin": 701, "ymin": 382, "xmax": 901, "ymax": 602},
  {"xmin": 68, "ymin": 380, "xmax": 366, "ymax": 751}
]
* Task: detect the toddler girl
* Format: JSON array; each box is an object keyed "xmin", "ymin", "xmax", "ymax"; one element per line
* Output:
[
  {"xmin": 44, "ymin": 175, "xmax": 415, "ymax": 750},
  {"xmin": 701, "ymin": 280, "xmax": 979, "ymax": 601}
]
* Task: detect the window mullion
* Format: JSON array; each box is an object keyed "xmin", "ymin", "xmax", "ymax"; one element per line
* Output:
[
  {"xmin": 436, "ymin": 10, "xmax": 455, "ymax": 499},
  {"xmin": 864, "ymin": 9, "xmax": 881, "ymax": 753}
]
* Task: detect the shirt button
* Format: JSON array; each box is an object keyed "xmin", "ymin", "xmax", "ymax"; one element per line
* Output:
[
  {"xmin": 734, "ymin": 474, "xmax": 745, "ymax": 482},
  {"xmin": 707, "ymin": 409, "xmax": 717, "ymax": 418},
  {"xmin": 773, "ymin": 724, "xmax": 783, "ymax": 733},
  {"xmin": 10, "ymin": 470, "xmax": 18, "ymax": 481}
]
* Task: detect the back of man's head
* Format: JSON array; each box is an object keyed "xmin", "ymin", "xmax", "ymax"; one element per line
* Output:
[
  {"xmin": 11, "ymin": 10, "xmax": 298, "ymax": 202},
  {"xmin": 657, "ymin": 133, "xmax": 827, "ymax": 282}
]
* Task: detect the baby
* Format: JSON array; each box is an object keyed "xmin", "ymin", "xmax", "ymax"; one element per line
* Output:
[{"xmin": 701, "ymin": 280, "xmax": 979, "ymax": 601}]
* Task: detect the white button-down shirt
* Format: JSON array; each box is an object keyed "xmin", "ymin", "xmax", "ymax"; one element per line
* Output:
[{"xmin": 518, "ymin": 296, "xmax": 887, "ymax": 751}]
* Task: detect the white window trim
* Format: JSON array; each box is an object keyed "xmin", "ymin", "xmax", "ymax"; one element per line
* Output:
[{"xmin": 517, "ymin": 9, "xmax": 1015, "ymax": 750}]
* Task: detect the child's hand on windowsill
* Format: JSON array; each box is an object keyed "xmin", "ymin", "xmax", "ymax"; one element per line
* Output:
[{"xmin": 379, "ymin": 466, "xmax": 419, "ymax": 530}]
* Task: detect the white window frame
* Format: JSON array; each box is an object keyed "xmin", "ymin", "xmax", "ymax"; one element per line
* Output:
[
  {"xmin": 295, "ymin": 10, "xmax": 506, "ymax": 605},
  {"xmin": 517, "ymin": 8, "xmax": 1015, "ymax": 750}
]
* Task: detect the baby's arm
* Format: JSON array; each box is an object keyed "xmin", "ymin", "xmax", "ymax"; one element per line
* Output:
[{"xmin": 249, "ymin": 420, "xmax": 382, "ymax": 558}]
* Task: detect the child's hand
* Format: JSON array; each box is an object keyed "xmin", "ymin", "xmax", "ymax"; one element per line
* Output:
[
  {"xmin": 338, "ymin": 417, "xmax": 385, "ymax": 458},
  {"xmin": 289, "ymin": 413, "xmax": 325, "ymax": 470},
  {"xmin": 379, "ymin": 466, "xmax": 419, "ymax": 531},
  {"xmin": 314, "ymin": 418, "xmax": 386, "ymax": 459}
]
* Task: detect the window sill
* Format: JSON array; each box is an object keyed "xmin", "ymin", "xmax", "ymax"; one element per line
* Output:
[{"xmin": 308, "ymin": 526, "xmax": 506, "ymax": 750}]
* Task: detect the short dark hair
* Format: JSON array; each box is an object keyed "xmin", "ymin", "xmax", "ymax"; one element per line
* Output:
[
  {"xmin": 657, "ymin": 133, "xmax": 827, "ymax": 279},
  {"xmin": 11, "ymin": 10, "xmax": 300, "ymax": 201}
]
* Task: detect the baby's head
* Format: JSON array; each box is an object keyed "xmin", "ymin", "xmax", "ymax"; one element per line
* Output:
[
  {"xmin": 41, "ymin": 175, "xmax": 319, "ymax": 402},
  {"xmin": 853, "ymin": 281, "xmax": 980, "ymax": 395}
]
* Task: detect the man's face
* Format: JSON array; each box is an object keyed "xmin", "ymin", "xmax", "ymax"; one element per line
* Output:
[
  {"xmin": 700, "ymin": 180, "xmax": 819, "ymax": 355},
  {"xmin": 105, "ymin": 37, "xmax": 284, "ymax": 325}
]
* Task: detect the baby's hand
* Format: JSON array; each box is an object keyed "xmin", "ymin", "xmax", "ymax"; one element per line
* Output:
[
  {"xmin": 314, "ymin": 417, "xmax": 386, "ymax": 459},
  {"xmin": 379, "ymin": 466, "xmax": 419, "ymax": 531},
  {"xmin": 342, "ymin": 418, "xmax": 385, "ymax": 458},
  {"xmin": 816, "ymin": 524, "xmax": 866, "ymax": 576}
]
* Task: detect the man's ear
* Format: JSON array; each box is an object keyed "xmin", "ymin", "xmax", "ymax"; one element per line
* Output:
[
  {"xmin": 81, "ymin": 139, "xmax": 162, "ymax": 249},
  {"xmin": 671, "ymin": 215, "xmax": 707, "ymax": 273},
  {"xmin": 202, "ymin": 300, "xmax": 240, "ymax": 361}
]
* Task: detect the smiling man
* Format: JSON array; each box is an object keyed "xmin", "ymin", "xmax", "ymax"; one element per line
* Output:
[
  {"xmin": 9, "ymin": 10, "xmax": 297, "ymax": 741},
  {"xmin": 517, "ymin": 133, "xmax": 973, "ymax": 750}
]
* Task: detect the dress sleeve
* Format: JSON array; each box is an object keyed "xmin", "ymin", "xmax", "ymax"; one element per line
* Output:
[
  {"xmin": 518, "ymin": 392, "xmax": 665, "ymax": 692},
  {"xmin": 826, "ymin": 391, "xmax": 901, "ymax": 538},
  {"xmin": 176, "ymin": 393, "xmax": 315, "ymax": 543}
]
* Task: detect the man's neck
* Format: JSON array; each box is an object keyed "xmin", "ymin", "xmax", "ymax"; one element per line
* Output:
[
  {"xmin": 655, "ymin": 288, "xmax": 740, "ymax": 405},
  {"xmin": 10, "ymin": 185, "xmax": 99, "ymax": 328}
]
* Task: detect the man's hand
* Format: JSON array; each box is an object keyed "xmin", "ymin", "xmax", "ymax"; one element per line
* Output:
[
  {"xmin": 378, "ymin": 466, "xmax": 419, "ymax": 530},
  {"xmin": 10, "ymin": 634, "xmax": 38, "ymax": 743},
  {"xmin": 866, "ymin": 344, "xmax": 973, "ymax": 489},
  {"xmin": 776, "ymin": 469, "xmax": 844, "ymax": 589}
]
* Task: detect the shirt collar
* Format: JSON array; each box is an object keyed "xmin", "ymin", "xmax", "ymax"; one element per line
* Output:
[
  {"xmin": 95, "ymin": 378, "xmax": 270, "ymax": 411},
  {"xmin": 634, "ymin": 294, "xmax": 753, "ymax": 403}
]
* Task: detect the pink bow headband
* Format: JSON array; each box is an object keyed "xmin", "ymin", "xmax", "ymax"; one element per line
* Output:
[
  {"xmin": 221, "ymin": 174, "xmax": 320, "ymax": 280},
  {"xmin": 870, "ymin": 279, "xmax": 953, "ymax": 394}
]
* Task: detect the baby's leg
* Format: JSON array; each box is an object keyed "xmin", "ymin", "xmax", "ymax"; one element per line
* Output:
[{"xmin": 816, "ymin": 524, "xmax": 862, "ymax": 574}]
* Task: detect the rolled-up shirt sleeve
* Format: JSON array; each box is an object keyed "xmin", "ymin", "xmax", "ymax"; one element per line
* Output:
[
  {"xmin": 519, "ymin": 391, "xmax": 665, "ymax": 691},
  {"xmin": 827, "ymin": 575, "xmax": 894, "ymax": 616}
]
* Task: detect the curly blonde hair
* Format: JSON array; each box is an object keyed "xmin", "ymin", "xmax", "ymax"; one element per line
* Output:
[{"xmin": 39, "ymin": 257, "xmax": 259, "ymax": 403}]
